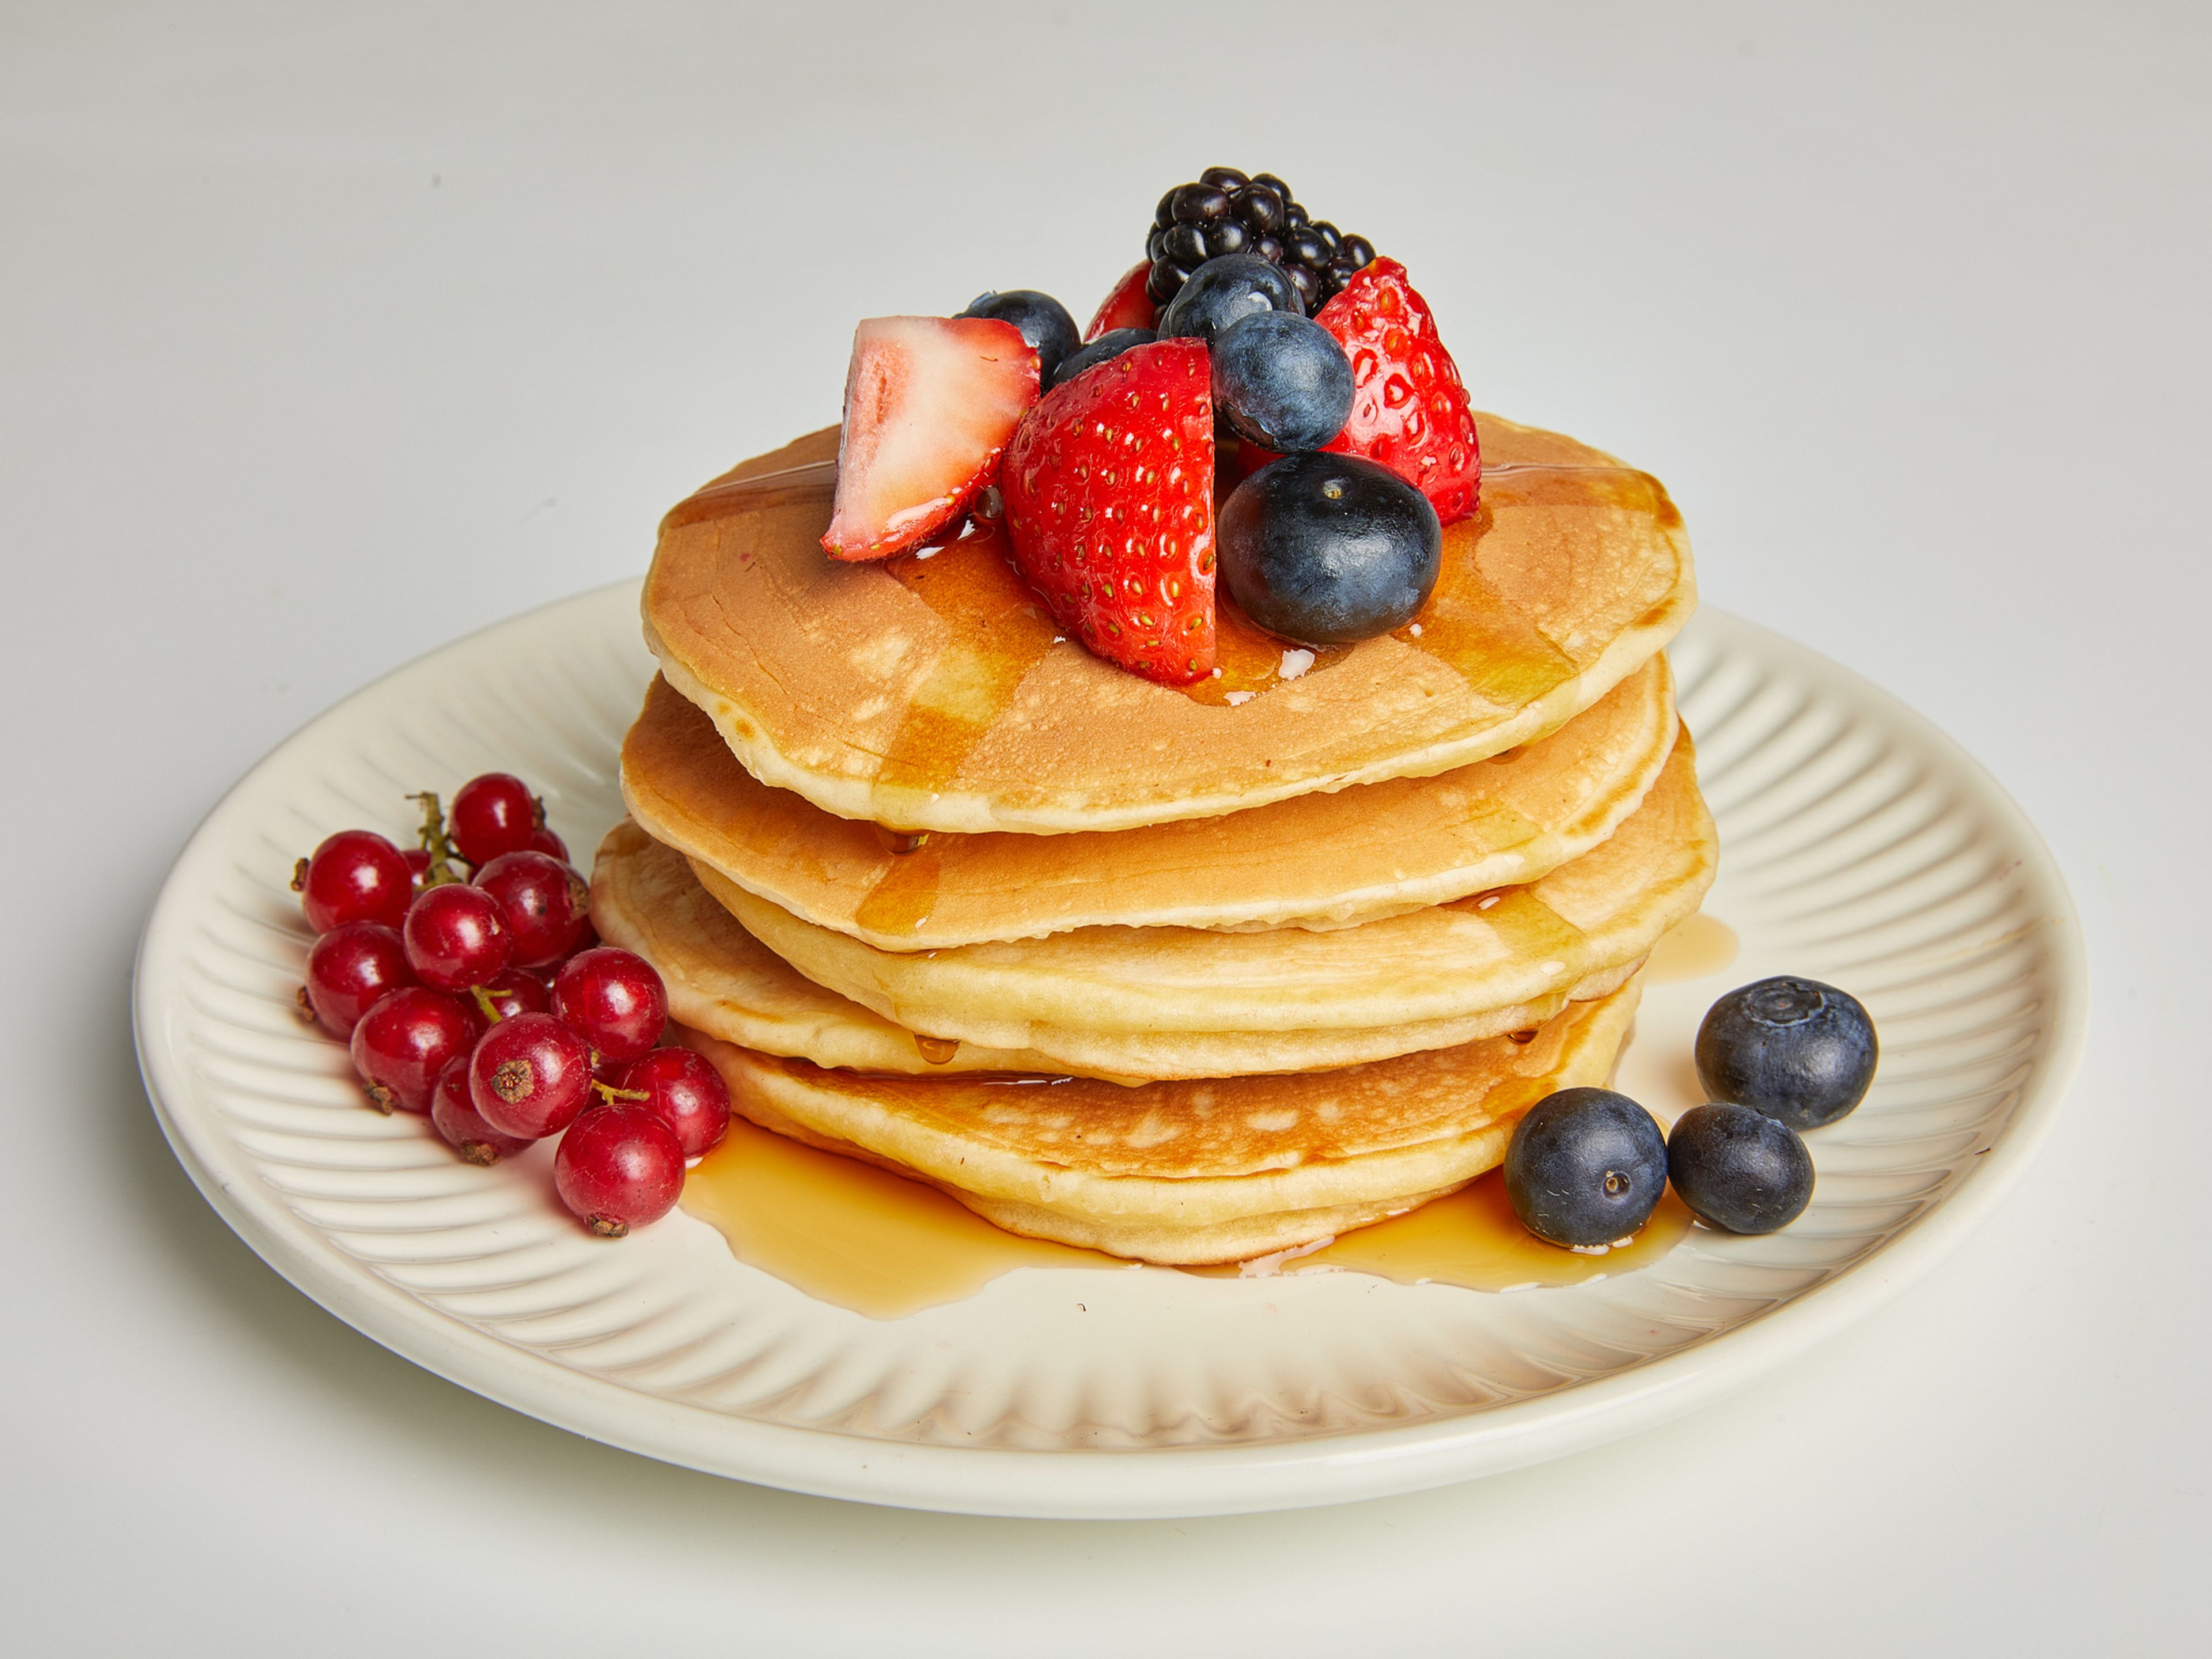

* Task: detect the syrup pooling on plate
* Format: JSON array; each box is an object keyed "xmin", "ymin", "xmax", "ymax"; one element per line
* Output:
[
  {"xmin": 680, "ymin": 1110, "xmax": 1692, "ymax": 1315},
  {"xmin": 1645, "ymin": 911, "xmax": 1738, "ymax": 984}
]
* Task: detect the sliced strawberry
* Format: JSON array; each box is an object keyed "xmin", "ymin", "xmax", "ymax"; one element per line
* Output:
[
  {"xmin": 1003, "ymin": 339, "xmax": 1215, "ymax": 685},
  {"xmin": 820, "ymin": 316, "xmax": 1039, "ymax": 561},
  {"xmin": 1084, "ymin": 261, "xmax": 1157, "ymax": 341},
  {"xmin": 1313, "ymin": 257, "xmax": 1481, "ymax": 525}
]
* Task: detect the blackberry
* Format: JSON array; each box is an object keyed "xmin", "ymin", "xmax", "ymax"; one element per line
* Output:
[{"xmin": 1146, "ymin": 166, "xmax": 1375, "ymax": 314}]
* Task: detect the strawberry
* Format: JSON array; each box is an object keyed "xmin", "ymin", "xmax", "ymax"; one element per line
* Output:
[
  {"xmin": 1084, "ymin": 261, "xmax": 1157, "ymax": 340},
  {"xmin": 1313, "ymin": 257, "xmax": 1481, "ymax": 525},
  {"xmin": 820, "ymin": 316, "xmax": 1039, "ymax": 561},
  {"xmin": 1002, "ymin": 339, "xmax": 1216, "ymax": 685}
]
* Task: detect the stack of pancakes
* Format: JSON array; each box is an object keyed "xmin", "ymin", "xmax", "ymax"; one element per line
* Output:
[{"xmin": 594, "ymin": 414, "xmax": 1715, "ymax": 1264}]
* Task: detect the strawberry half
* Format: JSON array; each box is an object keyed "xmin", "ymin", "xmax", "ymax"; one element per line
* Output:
[
  {"xmin": 820, "ymin": 316, "xmax": 1039, "ymax": 561},
  {"xmin": 1003, "ymin": 338, "xmax": 1216, "ymax": 685},
  {"xmin": 1314, "ymin": 257, "xmax": 1482, "ymax": 525},
  {"xmin": 1085, "ymin": 261, "xmax": 1157, "ymax": 340}
]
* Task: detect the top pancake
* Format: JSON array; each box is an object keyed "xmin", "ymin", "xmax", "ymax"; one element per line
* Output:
[{"xmin": 642, "ymin": 414, "xmax": 1695, "ymax": 835}]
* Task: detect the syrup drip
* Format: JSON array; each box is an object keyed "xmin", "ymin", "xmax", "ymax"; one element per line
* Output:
[
  {"xmin": 661, "ymin": 457, "xmax": 840, "ymax": 528},
  {"xmin": 870, "ymin": 520, "xmax": 1059, "ymax": 828},
  {"xmin": 1645, "ymin": 911, "xmax": 1740, "ymax": 984}
]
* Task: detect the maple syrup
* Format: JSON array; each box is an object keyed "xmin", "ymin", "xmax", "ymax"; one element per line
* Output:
[
  {"xmin": 1645, "ymin": 911, "xmax": 1739, "ymax": 984},
  {"xmin": 680, "ymin": 1118, "xmax": 1691, "ymax": 1317},
  {"xmin": 679, "ymin": 1115, "xmax": 1121, "ymax": 1319}
]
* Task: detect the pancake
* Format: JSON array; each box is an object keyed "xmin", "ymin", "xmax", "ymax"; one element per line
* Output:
[
  {"xmin": 621, "ymin": 653, "xmax": 1678, "ymax": 948},
  {"xmin": 678, "ymin": 976, "xmax": 1643, "ymax": 1264},
  {"xmin": 642, "ymin": 414, "xmax": 1695, "ymax": 835},
  {"xmin": 690, "ymin": 733, "xmax": 1714, "ymax": 1078},
  {"xmin": 592, "ymin": 816, "xmax": 1639, "ymax": 1084}
]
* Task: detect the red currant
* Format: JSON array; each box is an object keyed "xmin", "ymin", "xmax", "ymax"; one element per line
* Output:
[
  {"xmin": 468, "ymin": 1011, "xmax": 593, "ymax": 1139},
  {"xmin": 293, "ymin": 829, "xmax": 411, "ymax": 933},
  {"xmin": 402, "ymin": 846, "xmax": 434, "ymax": 893},
  {"xmin": 429, "ymin": 1057, "xmax": 533, "ymax": 1165},
  {"xmin": 449, "ymin": 772, "xmax": 540, "ymax": 865},
  {"xmin": 474, "ymin": 966, "xmax": 550, "ymax": 1024},
  {"xmin": 554, "ymin": 1104, "xmax": 685, "ymax": 1237},
  {"xmin": 474, "ymin": 851, "xmax": 589, "ymax": 968},
  {"xmin": 527, "ymin": 824, "xmax": 569, "ymax": 861},
  {"xmin": 403, "ymin": 882, "xmax": 513, "ymax": 990},
  {"xmin": 349, "ymin": 987, "xmax": 477, "ymax": 1113},
  {"xmin": 615, "ymin": 1047, "xmax": 731, "ymax": 1158},
  {"xmin": 552, "ymin": 947, "xmax": 668, "ymax": 1063},
  {"xmin": 301, "ymin": 921, "xmax": 416, "ymax": 1036}
]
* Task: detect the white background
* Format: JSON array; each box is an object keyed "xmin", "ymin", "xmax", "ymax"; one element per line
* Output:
[{"xmin": 3, "ymin": 1, "xmax": 2204, "ymax": 1650}]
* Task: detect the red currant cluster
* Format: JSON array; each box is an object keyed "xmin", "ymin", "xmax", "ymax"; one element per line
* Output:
[{"xmin": 291, "ymin": 771, "xmax": 730, "ymax": 1238}]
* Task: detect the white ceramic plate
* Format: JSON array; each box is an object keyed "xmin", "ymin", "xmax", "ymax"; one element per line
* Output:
[{"xmin": 134, "ymin": 585, "xmax": 2084, "ymax": 1518}]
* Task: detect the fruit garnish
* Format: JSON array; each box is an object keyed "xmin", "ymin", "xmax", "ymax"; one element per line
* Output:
[
  {"xmin": 468, "ymin": 1010, "xmax": 593, "ymax": 1140},
  {"xmin": 1146, "ymin": 167, "xmax": 1374, "ymax": 314},
  {"xmin": 1157, "ymin": 252, "xmax": 1303, "ymax": 342},
  {"xmin": 550, "ymin": 945, "xmax": 668, "ymax": 1065},
  {"xmin": 820, "ymin": 316, "xmax": 1040, "ymax": 562},
  {"xmin": 350, "ymin": 986, "xmax": 477, "ymax": 1115},
  {"xmin": 956, "ymin": 290, "xmax": 1080, "ymax": 388},
  {"xmin": 1048, "ymin": 327, "xmax": 1154, "ymax": 391},
  {"xmin": 554, "ymin": 1104, "xmax": 685, "ymax": 1238},
  {"xmin": 1502, "ymin": 1086, "xmax": 1669, "ymax": 1248},
  {"xmin": 292, "ymin": 828, "xmax": 411, "ymax": 933},
  {"xmin": 1312, "ymin": 257, "xmax": 1482, "ymax": 525},
  {"xmin": 448, "ymin": 771, "xmax": 543, "ymax": 865},
  {"xmin": 402, "ymin": 881, "xmax": 513, "ymax": 990},
  {"xmin": 1666, "ymin": 1103, "xmax": 1815, "ymax": 1234},
  {"xmin": 474, "ymin": 849, "xmax": 591, "ymax": 967},
  {"xmin": 1085, "ymin": 262, "xmax": 1157, "ymax": 340},
  {"xmin": 430, "ymin": 1056, "xmax": 533, "ymax": 1165},
  {"xmin": 1210, "ymin": 312, "xmax": 1353, "ymax": 452},
  {"xmin": 614, "ymin": 1048, "xmax": 733, "ymax": 1158},
  {"xmin": 302, "ymin": 921, "xmax": 415, "ymax": 1036},
  {"xmin": 1002, "ymin": 338, "xmax": 1218, "ymax": 685},
  {"xmin": 1218, "ymin": 452, "xmax": 1440, "ymax": 646},
  {"xmin": 1694, "ymin": 976, "xmax": 1877, "ymax": 1129}
]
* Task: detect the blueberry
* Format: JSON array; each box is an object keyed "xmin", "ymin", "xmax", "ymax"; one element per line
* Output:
[
  {"xmin": 1695, "ymin": 976, "xmax": 1877, "ymax": 1130},
  {"xmin": 1217, "ymin": 452, "xmax": 1441, "ymax": 645},
  {"xmin": 1666, "ymin": 1102, "xmax": 1815, "ymax": 1234},
  {"xmin": 1211, "ymin": 312, "xmax": 1353, "ymax": 451},
  {"xmin": 1503, "ymin": 1087, "xmax": 1669, "ymax": 1248},
  {"xmin": 957, "ymin": 290, "xmax": 1080, "ymax": 388},
  {"xmin": 1156, "ymin": 253, "xmax": 1303, "ymax": 344},
  {"xmin": 1047, "ymin": 328, "xmax": 1156, "ymax": 391}
]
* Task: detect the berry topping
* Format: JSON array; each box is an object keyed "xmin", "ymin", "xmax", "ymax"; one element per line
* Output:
[
  {"xmin": 473, "ymin": 850, "xmax": 591, "ymax": 968},
  {"xmin": 957, "ymin": 290, "xmax": 1081, "ymax": 389},
  {"xmin": 1085, "ymin": 262, "xmax": 1157, "ymax": 340},
  {"xmin": 615, "ymin": 1047, "xmax": 733, "ymax": 1159},
  {"xmin": 1146, "ymin": 168, "xmax": 1373, "ymax": 313},
  {"xmin": 1217, "ymin": 452, "xmax": 1441, "ymax": 645},
  {"xmin": 402, "ymin": 881, "xmax": 513, "ymax": 991},
  {"xmin": 472, "ymin": 965, "xmax": 550, "ymax": 1025},
  {"xmin": 554, "ymin": 1104, "xmax": 686, "ymax": 1238},
  {"xmin": 820, "ymin": 316, "xmax": 1040, "ymax": 561},
  {"xmin": 1210, "ymin": 311, "xmax": 1354, "ymax": 452},
  {"xmin": 1312, "ymin": 257, "xmax": 1482, "ymax": 524},
  {"xmin": 1666, "ymin": 1102, "xmax": 1816, "ymax": 1234},
  {"xmin": 292, "ymin": 829, "xmax": 412, "ymax": 933},
  {"xmin": 349, "ymin": 986, "xmax": 478, "ymax": 1115},
  {"xmin": 429, "ymin": 1057, "xmax": 533, "ymax": 1166},
  {"xmin": 1157, "ymin": 253, "xmax": 1304, "ymax": 343},
  {"xmin": 1695, "ymin": 977, "xmax": 1877, "ymax": 1130},
  {"xmin": 1047, "ymin": 327, "xmax": 1156, "ymax": 391},
  {"xmin": 448, "ymin": 771, "xmax": 541, "ymax": 865},
  {"xmin": 301, "ymin": 921, "xmax": 416, "ymax": 1036},
  {"xmin": 1002, "ymin": 338, "xmax": 1218, "ymax": 685},
  {"xmin": 551, "ymin": 946, "xmax": 668, "ymax": 1065},
  {"xmin": 1502, "ymin": 1086, "xmax": 1669, "ymax": 1248},
  {"xmin": 468, "ymin": 1010, "xmax": 594, "ymax": 1140}
]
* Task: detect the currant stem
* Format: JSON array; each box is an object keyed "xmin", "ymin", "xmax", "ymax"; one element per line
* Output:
[
  {"xmin": 407, "ymin": 791, "xmax": 465, "ymax": 888},
  {"xmin": 591, "ymin": 1081, "xmax": 650, "ymax": 1106}
]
